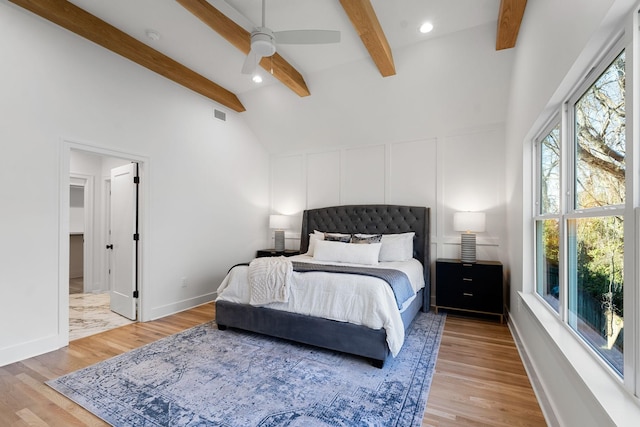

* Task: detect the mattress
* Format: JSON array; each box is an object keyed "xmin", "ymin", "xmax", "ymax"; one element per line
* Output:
[{"xmin": 216, "ymin": 255, "xmax": 425, "ymax": 356}]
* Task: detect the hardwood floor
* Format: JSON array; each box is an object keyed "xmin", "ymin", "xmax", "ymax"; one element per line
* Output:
[
  {"xmin": 423, "ymin": 314, "xmax": 547, "ymax": 426},
  {"xmin": 0, "ymin": 303, "xmax": 215, "ymax": 427},
  {"xmin": 0, "ymin": 304, "xmax": 546, "ymax": 426}
]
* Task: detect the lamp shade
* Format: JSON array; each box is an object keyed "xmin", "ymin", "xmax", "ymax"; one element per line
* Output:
[
  {"xmin": 453, "ymin": 212, "xmax": 486, "ymax": 233},
  {"xmin": 269, "ymin": 214, "xmax": 290, "ymax": 230}
]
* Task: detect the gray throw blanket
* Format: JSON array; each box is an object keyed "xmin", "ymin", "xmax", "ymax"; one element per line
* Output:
[{"xmin": 291, "ymin": 261, "xmax": 414, "ymax": 309}]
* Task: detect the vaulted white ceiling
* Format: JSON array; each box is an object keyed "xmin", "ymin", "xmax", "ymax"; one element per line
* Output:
[
  {"xmin": 64, "ymin": 0, "xmax": 501, "ymax": 95},
  {"xmin": 10, "ymin": 0, "xmax": 523, "ymax": 152}
]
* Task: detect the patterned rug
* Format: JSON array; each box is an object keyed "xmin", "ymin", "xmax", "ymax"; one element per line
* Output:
[{"xmin": 48, "ymin": 311, "xmax": 446, "ymax": 427}]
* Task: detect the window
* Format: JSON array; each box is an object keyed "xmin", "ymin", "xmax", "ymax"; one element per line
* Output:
[
  {"xmin": 573, "ymin": 51, "xmax": 626, "ymax": 210},
  {"xmin": 567, "ymin": 215, "xmax": 624, "ymax": 373},
  {"xmin": 569, "ymin": 50, "xmax": 625, "ymax": 375},
  {"xmin": 535, "ymin": 123, "xmax": 561, "ymax": 311},
  {"xmin": 540, "ymin": 125, "xmax": 561, "ymax": 215},
  {"xmin": 534, "ymin": 48, "xmax": 626, "ymax": 376}
]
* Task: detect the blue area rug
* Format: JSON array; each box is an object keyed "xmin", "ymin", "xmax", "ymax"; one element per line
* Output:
[{"xmin": 48, "ymin": 311, "xmax": 445, "ymax": 427}]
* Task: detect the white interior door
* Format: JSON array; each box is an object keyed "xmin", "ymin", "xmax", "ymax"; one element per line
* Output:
[{"xmin": 108, "ymin": 163, "xmax": 138, "ymax": 320}]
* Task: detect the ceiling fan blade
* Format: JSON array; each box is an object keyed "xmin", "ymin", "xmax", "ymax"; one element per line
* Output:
[
  {"xmin": 274, "ymin": 30, "xmax": 341, "ymax": 45},
  {"xmin": 177, "ymin": 0, "xmax": 310, "ymax": 96},
  {"xmin": 241, "ymin": 49, "xmax": 261, "ymax": 74}
]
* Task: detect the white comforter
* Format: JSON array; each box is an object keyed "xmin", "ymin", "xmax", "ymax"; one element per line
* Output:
[{"xmin": 215, "ymin": 254, "xmax": 425, "ymax": 356}]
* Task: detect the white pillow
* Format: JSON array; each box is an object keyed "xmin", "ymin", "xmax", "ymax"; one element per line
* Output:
[
  {"xmin": 379, "ymin": 232, "xmax": 415, "ymax": 262},
  {"xmin": 313, "ymin": 239, "xmax": 381, "ymax": 265},
  {"xmin": 354, "ymin": 232, "xmax": 415, "ymax": 262},
  {"xmin": 305, "ymin": 231, "xmax": 325, "ymax": 256}
]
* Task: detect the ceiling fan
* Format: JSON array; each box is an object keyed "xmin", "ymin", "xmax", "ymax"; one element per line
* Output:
[{"xmin": 240, "ymin": 0, "xmax": 341, "ymax": 75}]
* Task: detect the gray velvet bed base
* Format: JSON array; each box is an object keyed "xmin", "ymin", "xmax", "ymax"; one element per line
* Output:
[{"xmin": 216, "ymin": 205, "xmax": 431, "ymax": 367}]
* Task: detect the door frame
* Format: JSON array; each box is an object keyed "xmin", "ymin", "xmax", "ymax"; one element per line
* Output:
[
  {"xmin": 58, "ymin": 139, "xmax": 149, "ymax": 346},
  {"xmin": 102, "ymin": 177, "xmax": 112, "ymax": 295}
]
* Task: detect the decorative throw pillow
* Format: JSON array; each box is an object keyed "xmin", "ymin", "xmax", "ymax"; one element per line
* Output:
[
  {"xmin": 324, "ymin": 232, "xmax": 352, "ymax": 243},
  {"xmin": 313, "ymin": 239, "xmax": 381, "ymax": 265},
  {"xmin": 351, "ymin": 234, "xmax": 382, "ymax": 244}
]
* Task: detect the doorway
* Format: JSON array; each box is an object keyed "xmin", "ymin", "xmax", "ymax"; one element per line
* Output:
[
  {"xmin": 69, "ymin": 183, "xmax": 85, "ymax": 294},
  {"xmin": 60, "ymin": 141, "xmax": 148, "ymax": 343}
]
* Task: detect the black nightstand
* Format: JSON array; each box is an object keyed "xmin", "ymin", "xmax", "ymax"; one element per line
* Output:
[
  {"xmin": 435, "ymin": 258, "xmax": 504, "ymax": 322},
  {"xmin": 256, "ymin": 249, "xmax": 300, "ymax": 258}
]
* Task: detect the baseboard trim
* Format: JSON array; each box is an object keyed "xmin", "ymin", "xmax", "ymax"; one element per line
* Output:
[
  {"xmin": 145, "ymin": 293, "xmax": 216, "ymax": 321},
  {"xmin": 508, "ymin": 311, "xmax": 560, "ymax": 427},
  {"xmin": 0, "ymin": 334, "xmax": 64, "ymax": 368}
]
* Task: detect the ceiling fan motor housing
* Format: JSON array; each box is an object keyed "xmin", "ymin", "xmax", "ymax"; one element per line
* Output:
[{"xmin": 251, "ymin": 27, "xmax": 276, "ymax": 57}]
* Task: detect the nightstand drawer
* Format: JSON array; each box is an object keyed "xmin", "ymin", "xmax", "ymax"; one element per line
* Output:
[{"xmin": 439, "ymin": 281, "xmax": 502, "ymax": 313}]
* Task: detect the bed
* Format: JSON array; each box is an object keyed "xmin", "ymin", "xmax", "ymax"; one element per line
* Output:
[{"xmin": 215, "ymin": 204, "xmax": 431, "ymax": 367}]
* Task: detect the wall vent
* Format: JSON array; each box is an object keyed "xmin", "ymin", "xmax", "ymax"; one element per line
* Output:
[{"xmin": 214, "ymin": 109, "xmax": 226, "ymax": 121}]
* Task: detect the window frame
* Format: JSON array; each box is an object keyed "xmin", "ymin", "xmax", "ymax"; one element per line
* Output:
[{"xmin": 532, "ymin": 35, "xmax": 630, "ymax": 385}]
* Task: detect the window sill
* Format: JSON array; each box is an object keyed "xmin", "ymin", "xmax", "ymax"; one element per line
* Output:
[{"xmin": 518, "ymin": 292, "xmax": 640, "ymax": 426}]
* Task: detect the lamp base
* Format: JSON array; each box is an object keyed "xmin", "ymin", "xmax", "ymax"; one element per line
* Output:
[
  {"xmin": 460, "ymin": 233, "xmax": 477, "ymax": 263},
  {"xmin": 274, "ymin": 230, "xmax": 285, "ymax": 252}
]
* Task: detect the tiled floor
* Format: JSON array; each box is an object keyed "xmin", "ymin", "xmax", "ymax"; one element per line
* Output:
[{"xmin": 69, "ymin": 292, "xmax": 135, "ymax": 340}]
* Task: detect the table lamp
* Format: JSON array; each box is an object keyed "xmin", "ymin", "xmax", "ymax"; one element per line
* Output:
[
  {"xmin": 453, "ymin": 212, "xmax": 485, "ymax": 263},
  {"xmin": 269, "ymin": 214, "xmax": 290, "ymax": 252}
]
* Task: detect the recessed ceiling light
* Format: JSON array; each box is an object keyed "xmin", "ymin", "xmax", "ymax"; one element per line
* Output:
[
  {"xmin": 252, "ymin": 74, "xmax": 263, "ymax": 83},
  {"xmin": 419, "ymin": 22, "xmax": 434, "ymax": 34},
  {"xmin": 145, "ymin": 29, "xmax": 161, "ymax": 41}
]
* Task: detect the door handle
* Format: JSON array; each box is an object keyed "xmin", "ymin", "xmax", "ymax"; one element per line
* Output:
[{"xmin": 106, "ymin": 244, "xmax": 113, "ymax": 250}]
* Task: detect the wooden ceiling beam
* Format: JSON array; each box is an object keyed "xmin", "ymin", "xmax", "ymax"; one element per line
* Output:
[
  {"xmin": 338, "ymin": 0, "xmax": 395, "ymax": 77},
  {"xmin": 177, "ymin": 0, "xmax": 310, "ymax": 97},
  {"xmin": 496, "ymin": 0, "xmax": 527, "ymax": 50},
  {"xmin": 9, "ymin": 0, "xmax": 245, "ymax": 112}
]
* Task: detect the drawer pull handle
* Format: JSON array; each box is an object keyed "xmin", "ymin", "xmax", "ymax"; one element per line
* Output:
[
  {"xmin": 463, "ymin": 292, "xmax": 474, "ymax": 297},
  {"xmin": 463, "ymin": 278, "xmax": 473, "ymax": 282}
]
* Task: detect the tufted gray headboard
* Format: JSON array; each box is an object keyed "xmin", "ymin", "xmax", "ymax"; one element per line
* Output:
[{"xmin": 300, "ymin": 205, "xmax": 430, "ymax": 284}]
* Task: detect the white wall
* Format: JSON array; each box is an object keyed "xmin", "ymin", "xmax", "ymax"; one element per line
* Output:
[
  {"xmin": 271, "ymin": 130, "xmax": 507, "ymax": 306},
  {"xmin": 505, "ymin": 0, "xmax": 640, "ymax": 425},
  {"xmin": 0, "ymin": 3, "xmax": 269, "ymax": 366},
  {"xmin": 242, "ymin": 22, "xmax": 515, "ymax": 155}
]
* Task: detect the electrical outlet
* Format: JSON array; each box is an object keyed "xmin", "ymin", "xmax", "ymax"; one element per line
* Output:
[{"xmin": 181, "ymin": 277, "xmax": 188, "ymax": 288}]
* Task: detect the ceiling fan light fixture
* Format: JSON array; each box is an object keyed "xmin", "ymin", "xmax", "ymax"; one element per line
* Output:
[
  {"xmin": 239, "ymin": 1, "xmax": 339, "ymax": 77},
  {"xmin": 251, "ymin": 28, "xmax": 276, "ymax": 57},
  {"xmin": 252, "ymin": 74, "xmax": 263, "ymax": 83}
]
